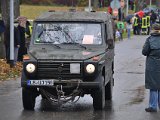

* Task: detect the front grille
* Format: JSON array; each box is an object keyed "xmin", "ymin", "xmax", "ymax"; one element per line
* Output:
[{"xmin": 37, "ymin": 60, "xmax": 82, "ymax": 79}]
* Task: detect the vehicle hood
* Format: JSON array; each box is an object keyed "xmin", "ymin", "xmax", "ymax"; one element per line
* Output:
[{"xmin": 29, "ymin": 48, "xmax": 105, "ymax": 60}]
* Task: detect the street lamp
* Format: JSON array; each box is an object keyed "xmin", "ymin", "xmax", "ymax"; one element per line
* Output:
[
  {"xmin": 126, "ymin": 0, "xmax": 129, "ymax": 16},
  {"xmin": 89, "ymin": 0, "xmax": 91, "ymax": 12},
  {"xmin": 10, "ymin": 0, "xmax": 14, "ymax": 67},
  {"xmin": 72, "ymin": 0, "xmax": 74, "ymax": 7},
  {"xmin": 150, "ymin": 0, "xmax": 152, "ymax": 7}
]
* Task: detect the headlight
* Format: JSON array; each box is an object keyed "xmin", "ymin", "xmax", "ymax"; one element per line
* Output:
[
  {"xmin": 86, "ymin": 64, "xmax": 95, "ymax": 74},
  {"xmin": 26, "ymin": 63, "xmax": 36, "ymax": 73}
]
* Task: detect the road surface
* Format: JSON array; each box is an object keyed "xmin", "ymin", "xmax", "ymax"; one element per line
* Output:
[{"xmin": 0, "ymin": 35, "xmax": 160, "ymax": 120}]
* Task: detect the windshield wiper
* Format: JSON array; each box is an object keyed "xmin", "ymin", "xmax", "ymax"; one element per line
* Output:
[
  {"xmin": 38, "ymin": 31, "xmax": 43, "ymax": 38},
  {"xmin": 37, "ymin": 28, "xmax": 45, "ymax": 38},
  {"xmin": 62, "ymin": 42, "xmax": 86, "ymax": 50},
  {"xmin": 47, "ymin": 42, "xmax": 61, "ymax": 49},
  {"xmin": 53, "ymin": 44, "xmax": 61, "ymax": 49}
]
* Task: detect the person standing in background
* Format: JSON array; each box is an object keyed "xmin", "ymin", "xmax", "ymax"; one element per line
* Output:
[
  {"xmin": 17, "ymin": 17, "xmax": 28, "ymax": 62},
  {"xmin": 142, "ymin": 23, "xmax": 160, "ymax": 112},
  {"xmin": 146, "ymin": 12, "xmax": 151, "ymax": 35},
  {"xmin": 150, "ymin": 10, "xmax": 157, "ymax": 27},
  {"xmin": 0, "ymin": 19, "xmax": 5, "ymax": 34},
  {"xmin": 99, "ymin": 0, "xmax": 104, "ymax": 8},
  {"xmin": 133, "ymin": 14, "xmax": 140, "ymax": 35},
  {"xmin": 4, "ymin": 26, "xmax": 20, "ymax": 66},
  {"xmin": 119, "ymin": 24, "xmax": 123, "ymax": 41},
  {"xmin": 115, "ymin": 29, "xmax": 121, "ymax": 41},
  {"xmin": 126, "ymin": 19, "xmax": 132, "ymax": 39}
]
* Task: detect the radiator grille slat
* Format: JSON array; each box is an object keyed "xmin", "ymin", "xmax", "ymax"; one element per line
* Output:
[{"xmin": 37, "ymin": 60, "xmax": 82, "ymax": 79}]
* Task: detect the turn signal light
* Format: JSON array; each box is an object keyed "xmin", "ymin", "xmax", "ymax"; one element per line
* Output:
[
  {"xmin": 92, "ymin": 56, "xmax": 99, "ymax": 61},
  {"xmin": 23, "ymin": 55, "xmax": 30, "ymax": 60}
]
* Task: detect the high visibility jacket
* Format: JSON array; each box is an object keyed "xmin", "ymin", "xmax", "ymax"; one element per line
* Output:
[
  {"xmin": 146, "ymin": 16, "xmax": 151, "ymax": 27},
  {"xmin": 134, "ymin": 17, "xmax": 138, "ymax": 26},
  {"xmin": 141, "ymin": 17, "xmax": 148, "ymax": 29},
  {"xmin": 29, "ymin": 25, "xmax": 33, "ymax": 35},
  {"xmin": 25, "ymin": 25, "xmax": 33, "ymax": 38}
]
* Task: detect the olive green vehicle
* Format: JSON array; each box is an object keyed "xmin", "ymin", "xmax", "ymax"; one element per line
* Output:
[{"xmin": 21, "ymin": 11, "xmax": 115, "ymax": 110}]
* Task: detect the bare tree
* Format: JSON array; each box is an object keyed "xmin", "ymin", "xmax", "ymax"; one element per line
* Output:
[
  {"xmin": 136, "ymin": 0, "xmax": 145, "ymax": 11},
  {"xmin": 156, "ymin": 0, "xmax": 160, "ymax": 8},
  {"xmin": 92, "ymin": 0, "xmax": 99, "ymax": 9},
  {"xmin": 0, "ymin": 0, "xmax": 20, "ymax": 58}
]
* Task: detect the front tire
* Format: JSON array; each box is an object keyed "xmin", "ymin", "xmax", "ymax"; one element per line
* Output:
[
  {"xmin": 92, "ymin": 76, "xmax": 105, "ymax": 110},
  {"xmin": 22, "ymin": 88, "xmax": 36, "ymax": 110},
  {"xmin": 105, "ymin": 78, "xmax": 113, "ymax": 100}
]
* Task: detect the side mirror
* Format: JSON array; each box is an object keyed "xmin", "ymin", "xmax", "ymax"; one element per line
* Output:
[{"xmin": 107, "ymin": 39, "xmax": 114, "ymax": 49}]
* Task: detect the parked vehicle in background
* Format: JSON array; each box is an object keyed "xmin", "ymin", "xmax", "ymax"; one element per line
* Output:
[
  {"xmin": 156, "ymin": 9, "xmax": 160, "ymax": 23},
  {"xmin": 143, "ymin": 6, "xmax": 158, "ymax": 13},
  {"xmin": 143, "ymin": 6, "xmax": 160, "ymax": 23},
  {"xmin": 21, "ymin": 11, "xmax": 115, "ymax": 110}
]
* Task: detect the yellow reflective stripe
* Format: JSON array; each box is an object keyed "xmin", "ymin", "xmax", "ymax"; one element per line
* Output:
[
  {"xmin": 29, "ymin": 26, "xmax": 33, "ymax": 35},
  {"xmin": 25, "ymin": 25, "xmax": 33, "ymax": 38},
  {"xmin": 141, "ymin": 17, "xmax": 148, "ymax": 28},
  {"xmin": 134, "ymin": 18, "xmax": 138, "ymax": 26},
  {"xmin": 146, "ymin": 16, "xmax": 150, "ymax": 27},
  {"xmin": 25, "ymin": 33, "xmax": 28, "ymax": 38}
]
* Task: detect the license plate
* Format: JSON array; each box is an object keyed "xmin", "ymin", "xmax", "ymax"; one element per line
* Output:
[{"xmin": 27, "ymin": 80, "xmax": 54, "ymax": 86}]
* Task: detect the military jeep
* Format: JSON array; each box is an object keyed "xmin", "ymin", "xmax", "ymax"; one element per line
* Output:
[{"xmin": 21, "ymin": 11, "xmax": 115, "ymax": 110}]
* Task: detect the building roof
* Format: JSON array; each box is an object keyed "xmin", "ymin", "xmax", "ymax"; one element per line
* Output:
[{"xmin": 35, "ymin": 11, "xmax": 111, "ymax": 22}]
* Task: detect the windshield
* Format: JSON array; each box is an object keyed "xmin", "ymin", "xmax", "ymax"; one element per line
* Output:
[{"xmin": 33, "ymin": 23, "xmax": 102, "ymax": 45}]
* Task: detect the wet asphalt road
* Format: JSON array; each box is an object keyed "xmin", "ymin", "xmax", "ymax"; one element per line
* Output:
[{"xmin": 1, "ymin": 35, "xmax": 160, "ymax": 120}]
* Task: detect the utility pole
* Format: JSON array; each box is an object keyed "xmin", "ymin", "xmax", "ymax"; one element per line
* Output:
[
  {"xmin": 89, "ymin": 0, "xmax": 91, "ymax": 12},
  {"xmin": 0, "ymin": 0, "xmax": 19, "ymax": 59},
  {"xmin": 10, "ymin": 0, "xmax": 14, "ymax": 66},
  {"xmin": 126, "ymin": 0, "xmax": 128, "ymax": 16},
  {"xmin": 150, "ymin": 0, "xmax": 152, "ymax": 6},
  {"xmin": 72, "ymin": 0, "xmax": 73, "ymax": 7}
]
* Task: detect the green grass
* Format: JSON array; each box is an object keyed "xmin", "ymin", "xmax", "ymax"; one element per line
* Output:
[
  {"xmin": 96, "ymin": 7, "xmax": 108, "ymax": 11},
  {"xmin": 20, "ymin": 5, "xmax": 110, "ymax": 20},
  {"xmin": 123, "ymin": 30, "xmax": 133, "ymax": 38},
  {"xmin": 115, "ymin": 30, "xmax": 134, "ymax": 41},
  {"xmin": 124, "ymin": 30, "xmax": 134, "ymax": 39},
  {"xmin": 20, "ymin": 5, "xmax": 84, "ymax": 19}
]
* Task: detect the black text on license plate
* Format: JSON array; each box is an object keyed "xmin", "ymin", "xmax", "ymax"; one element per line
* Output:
[{"xmin": 27, "ymin": 80, "xmax": 54, "ymax": 86}]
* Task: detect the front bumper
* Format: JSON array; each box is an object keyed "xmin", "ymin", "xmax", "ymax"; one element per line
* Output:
[{"xmin": 21, "ymin": 79, "xmax": 100, "ymax": 89}]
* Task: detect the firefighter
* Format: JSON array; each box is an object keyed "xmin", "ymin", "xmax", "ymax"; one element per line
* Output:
[
  {"xmin": 25, "ymin": 21, "xmax": 32, "ymax": 38},
  {"xmin": 133, "ymin": 14, "xmax": 140, "ymax": 35},
  {"xmin": 25, "ymin": 20, "xmax": 33, "ymax": 50},
  {"xmin": 146, "ymin": 13, "xmax": 151, "ymax": 35},
  {"xmin": 141, "ymin": 14, "xmax": 148, "ymax": 35}
]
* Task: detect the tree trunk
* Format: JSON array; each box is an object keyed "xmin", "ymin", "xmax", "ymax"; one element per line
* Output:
[
  {"xmin": 135, "ymin": 0, "xmax": 146, "ymax": 11},
  {"xmin": 14, "ymin": 0, "xmax": 20, "ymax": 18},
  {"xmin": 0, "ymin": 0, "xmax": 20, "ymax": 59},
  {"xmin": 92, "ymin": 0, "xmax": 99, "ymax": 9},
  {"xmin": 157, "ymin": 0, "xmax": 160, "ymax": 7}
]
